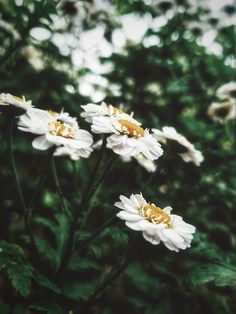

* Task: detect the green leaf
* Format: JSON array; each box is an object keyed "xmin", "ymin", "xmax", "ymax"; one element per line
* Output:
[
  {"xmin": 68, "ymin": 254, "xmax": 100, "ymax": 271},
  {"xmin": 32, "ymin": 271, "xmax": 61, "ymax": 294},
  {"xmin": 186, "ymin": 262, "xmax": 236, "ymax": 288},
  {"xmin": 7, "ymin": 263, "xmax": 33, "ymax": 297},
  {"xmin": 62, "ymin": 281, "xmax": 94, "ymax": 301}
]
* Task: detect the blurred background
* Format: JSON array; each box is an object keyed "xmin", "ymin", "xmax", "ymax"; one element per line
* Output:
[{"xmin": 0, "ymin": 0, "xmax": 236, "ymax": 313}]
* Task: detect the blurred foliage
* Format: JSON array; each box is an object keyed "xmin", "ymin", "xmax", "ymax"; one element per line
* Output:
[{"xmin": 0, "ymin": 0, "xmax": 236, "ymax": 313}]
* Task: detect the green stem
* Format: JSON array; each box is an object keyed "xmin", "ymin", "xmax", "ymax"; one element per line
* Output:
[
  {"xmin": 51, "ymin": 158, "xmax": 72, "ymax": 220},
  {"xmin": 6, "ymin": 118, "xmax": 41, "ymax": 267},
  {"xmin": 54, "ymin": 153, "xmax": 117, "ymax": 281},
  {"xmin": 82, "ymin": 135, "xmax": 107, "ymax": 200},
  {"xmin": 28, "ymin": 148, "xmax": 55, "ymax": 219}
]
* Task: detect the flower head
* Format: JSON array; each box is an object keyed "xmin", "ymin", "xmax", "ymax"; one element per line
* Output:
[
  {"xmin": 91, "ymin": 113, "xmax": 163, "ymax": 160},
  {"xmin": 152, "ymin": 126, "xmax": 203, "ymax": 166},
  {"xmin": 81, "ymin": 102, "xmax": 131, "ymax": 123},
  {"xmin": 208, "ymin": 100, "xmax": 236, "ymax": 124},
  {"xmin": 18, "ymin": 108, "xmax": 93, "ymax": 151},
  {"xmin": 216, "ymin": 82, "xmax": 236, "ymax": 100},
  {"xmin": 0, "ymin": 93, "xmax": 32, "ymax": 115},
  {"xmin": 115, "ymin": 193, "xmax": 196, "ymax": 252},
  {"xmin": 121, "ymin": 154, "xmax": 157, "ymax": 173}
]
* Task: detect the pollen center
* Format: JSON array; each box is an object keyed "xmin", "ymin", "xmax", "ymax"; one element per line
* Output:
[
  {"xmin": 141, "ymin": 203, "xmax": 172, "ymax": 227},
  {"xmin": 118, "ymin": 119, "xmax": 144, "ymax": 138},
  {"xmin": 49, "ymin": 121, "xmax": 74, "ymax": 139}
]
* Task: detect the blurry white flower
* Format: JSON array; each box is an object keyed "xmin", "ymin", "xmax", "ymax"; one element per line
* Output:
[
  {"xmin": 0, "ymin": 19, "xmax": 20, "ymax": 40},
  {"xmin": 208, "ymin": 100, "xmax": 236, "ymax": 124},
  {"xmin": 0, "ymin": 93, "xmax": 32, "ymax": 115},
  {"xmin": 54, "ymin": 145, "xmax": 92, "ymax": 160},
  {"xmin": 216, "ymin": 82, "xmax": 236, "ymax": 100},
  {"xmin": 92, "ymin": 113, "xmax": 163, "ymax": 160},
  {"xmin": 21, "ymin": 45, "xmax": 44, "ymax": 71},
  {"xmin": 18, "ymin": 108, "xmax": 93, "ymax": 151},
  {"xmin": 81, "ymin": 102, "xmax": 132, "ymax": 123},
  {"xmin": 115, "ymin": 193, "xmax": 196, "ymax": 252},
  {"xmin": 152, "ymin": 126, "xmax": 203, "ymax": 166}
]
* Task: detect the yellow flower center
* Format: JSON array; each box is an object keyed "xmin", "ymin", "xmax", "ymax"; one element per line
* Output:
[
  {"xmin": 118, "ymin": 119, "xmax": 145, "ymax": 138},
  {"xmin": 49, "ymin": 121, "xmax": 74, "ymax": 139},
  {"xmin": 141, "ymin": 203, "xmax": 172, "ymax": 227}
]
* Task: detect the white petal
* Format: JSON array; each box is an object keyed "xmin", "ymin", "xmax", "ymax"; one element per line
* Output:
[{"xmin": 32, "ymin": 135, "xmax": 53, "ymax": 150}]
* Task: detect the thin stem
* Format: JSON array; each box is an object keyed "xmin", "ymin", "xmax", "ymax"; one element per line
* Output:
[
  {"xmin": 76, "ymin": 214, "xmax": 116, "ymax": 251},
  {"xmin": 82, "ymin": 135, "xmax": 107, "ymax": 200},
  {"xmin": 54, "ymin": 153, "xmax": 117, "ymax": 281},
  {"xmin": 6, "ymin": 118, "xmax": 41, "ymax": 267},
  {"xmin": 51, "ymin": 158, "xmax": 72, "ymax": 220},
  {"xmin": 28, "ymin": 148, "xmax": 55, "ymax": 219}
]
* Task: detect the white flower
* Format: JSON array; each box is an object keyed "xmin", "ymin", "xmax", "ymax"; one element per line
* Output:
[
  {"xmin": 115, "ymin": 193, "xmax": 196, "ymax": 252},
  {"xmin": 21, "ymin": 46, "xmax": 44, "ymax": 71},
  {"xmin": 0, "ymin": 93, "xmax": 32, "ymax": 113},
  {"xmin": 81, "ymin": 102, "xmax": 132, "ymax": 123},
  {"xmin": 18, "ymin": 108, "xmax": 93, "ymax": 151},
  {"xmin": 216, "ymin": 82, "xmax": 236, "ymax": 100},
  {"xmin": 152, "ymin": 126, "xmax": 203, "ymax": 166},
  {"xmin": 54, "ymin": 146, "xmax": 92, "ymax": 160},
  {"xmin": 91, "ymin": 113, "xmax": 163, "ymax": 160},
  {"xmin": 208, "ymin": 100, "xmax": 236, "ymax": 124}
]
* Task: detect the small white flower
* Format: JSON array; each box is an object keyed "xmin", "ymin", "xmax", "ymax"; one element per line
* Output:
[
  {"xmin": 208, "ymin": 100, "xmax": 236, "ymax": 124},
  {"xmin": 21, "ymin": 45, "xmax": 44, "ymax": 71},
  {"xmin": 0, "ymin": 93, "xmax": 32, "ymax": 113},
  {"xmin": 18, "ymin": 108, "xmax": 93, "ymax": 151},
  {"xmin": 81, "ymin": 102, "xmax": 132, "ymax": 123},
  {"xmin": 54, "ymin": 146, "xmax": 92, "ymax": 160},
  {"xmin": 115, "ymin": 193, "xmax": 196, "ymax": 252},
  {"xmin": 152, "ymin": 126, "xmax": 203, "ymax": 166},
  {"xmin": 91, "ymin": 113, "xmax": 163, "ymax": 160},
  {"xmin": 216, "ymin": 82, "xmax": 236, "ymax": 100}
]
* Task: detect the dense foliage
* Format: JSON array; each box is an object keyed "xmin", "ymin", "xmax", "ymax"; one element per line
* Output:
[{"xmin": 0, "ymin": 0, "xmax": 235, "ymax": 313}]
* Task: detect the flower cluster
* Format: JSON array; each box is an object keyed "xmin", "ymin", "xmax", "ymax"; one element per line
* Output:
[
  {"xmin": 208, "ymin": 82, "xmax": 236, "ymax": 124},
  {"xmin": 2, "ymin": 93, "xmax": 198, "ymax": 252}
]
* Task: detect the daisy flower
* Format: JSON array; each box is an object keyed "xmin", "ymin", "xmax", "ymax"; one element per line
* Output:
[
  {"xmin": 81, "ymin": 102, "xmax": 132, "ymax": 123},
  {"xmin": 18, "ymin": 108, "xmax": 93, "ymax": 151},
  {"xmin": 91, "ymin": 113, "xmax": 163, "ymax": 160},
  {"xmin": 216, "ymin": 82, "xmax": 236, "ymax": 100},
  {"xmin": 208, "ymin": 100, "xmax": 236, "ymax": 124},
  {"xmin": 115, "ymin": 193, "xmax": 196, "ymax": 252},
  {"xmin": 0, "ymin": 93, "xmax": 32, "ymax": 115},
  {"xmin": 152, "ymin": 126, "xmax": 203, "ymax": 166}
]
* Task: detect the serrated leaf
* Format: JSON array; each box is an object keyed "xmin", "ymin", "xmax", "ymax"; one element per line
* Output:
[
  {"xmin": 186, "ymin": 262, "xmax": 236, "ymax": 288},
  {"xmin": 7, "ymin": 263, "xmax": 33, "ymax": 297},
  {"xmin": 32, "ymin": 271, "xmax": 61, "ymax": 294},
  {"xmin": 62, "ymin": 281, "xmax": 93, "ymax": 301}
]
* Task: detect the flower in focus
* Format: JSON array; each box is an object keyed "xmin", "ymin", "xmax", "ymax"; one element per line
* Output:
[
  {"xmin": 81, "ymin": 102, "xmax": 132, "ymax": 123},
  {"xmin": 216, "ymin": 82, "xmax": 236, "ymax": 100},
  {"xmin": 152, "ymin": 126, "xmax": 203, "ymax": 166},
  {"xmin": 0, "ymin": 93, "xmax": 32, "ymax": 115},
  {"xmin": 91, "ymin": 113, "xmax": 163, "ymax": 160},
  {"xmin": 115, "ymin": 193, "xmax": 196, "ymax": 252},
  {"xmin": 208, "ymin": 100, "xmax": 236, "ymax": 124},
  {"xmin": 18, "ymin": 108, "xmax": 93, "ymax": 151}
]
